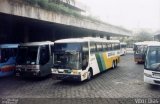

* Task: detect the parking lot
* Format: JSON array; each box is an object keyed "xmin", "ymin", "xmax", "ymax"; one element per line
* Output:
[{"xmin": 0, "ymin": 54, "xmax": 160, "ymax": 99}]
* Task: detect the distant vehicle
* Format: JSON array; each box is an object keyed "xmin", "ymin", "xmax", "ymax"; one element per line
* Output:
[
  {"xmin": 144, "ymin": 42, "xmax": 160, "ymax": 85},
  {"xmin": 51, "ymin": 37, "xmax": 120, "ymax": 81},
  {"xmin": 0, "ymin": 44, "xmax": 18, "ymax": 77},
  {"xmin": 120, "ymin": 42, "xmax": 127, "ymax": 55},
  {"xmin": 133, "ymin": 41, "xmax": 157, "ymax": 63},
  {"xmin": 15, "ymin": 41, "xmax": 54, "ymax": 77},
  {"xmin": 133, "ymin": 42, "xmax": 147, "ymax": 63}
]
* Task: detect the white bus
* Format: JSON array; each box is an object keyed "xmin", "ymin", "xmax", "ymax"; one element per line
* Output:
[
  {"xmin": 51, "ymin": 37, "xmax": 120, "ymax": 81},
  {"xmin": 15, "ymin": 41, "xmax": 54, "ymax": 77},
  {"xmin": 120, "ymin": 42, "xmax": 127, "ymax": 55},
  {"xmin": 134, "ymin": 41, "xmax": 158, "ymax": 63},
  {"xmin": 144, "ymin": 42, "xmax": 160, "ymax": 85}
]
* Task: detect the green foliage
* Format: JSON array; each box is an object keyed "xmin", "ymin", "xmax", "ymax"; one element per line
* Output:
[
  {"xmin": 24, "ymin": 0, "xmax": 79, "ymax": 16},
  {"xmin": 37, "ymin": 0, "xmax": 48, "ymax": 8},
  {"xmin": 134, "ymin": 31, "xmax": 153, "ymax": 42},
  {"xmin": 25, "ymin": 0, "xmax": 38, "ymax": 5}
]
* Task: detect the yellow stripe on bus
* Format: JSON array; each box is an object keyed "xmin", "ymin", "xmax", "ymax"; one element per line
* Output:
[{"xmin": 102, "ymin": 53, "xmax": 108, "ymax": 69}]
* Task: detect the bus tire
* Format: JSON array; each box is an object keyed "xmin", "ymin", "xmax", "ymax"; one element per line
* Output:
[
  {"xmin": 115, "ymin": 60, "xmax": 118, "ymax": 68},
  {"xmin": 87, "ymin": 69, "xmax": 92, "ymax": 81},
  {"xmin": 112, "ymin": 61, "xmax": 115, "ymax": 69}
]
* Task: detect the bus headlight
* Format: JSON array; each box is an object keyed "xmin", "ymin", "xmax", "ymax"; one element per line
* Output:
[
  {"xmin": 144, "ymin": 72, "xmax": 152, "ymax": 77},
  {"xmin": 72, "ymin": 70, "xmax": 81, "ymax": 75},
  {"xmin": 51, "ymin": 68, "xmax": 58, "ymax": 73}
]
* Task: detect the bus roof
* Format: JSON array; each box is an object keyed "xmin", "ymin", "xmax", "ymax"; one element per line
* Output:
[
  {"xmin": 0, "ymin": 44, "xmax": 19, "ymax": 48},
  {"xmin": 147, "ymin": 42, "xmax": 160, "ymax": 46},
  {"xmin": 134, "ymin": 41, "xmax": 158, "ymax": 46},
  {"xmin": 19, "ymin": 41, "xmax": 54, "ymax": 46},
  {"xmin": 54, "ymin": 37, "xmax": 120, "ymax": 43}
]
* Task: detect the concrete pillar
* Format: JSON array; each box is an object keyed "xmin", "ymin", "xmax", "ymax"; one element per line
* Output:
[{"xmin": 107, "ymin": 36, "xmax": 110, "ymax": 40}]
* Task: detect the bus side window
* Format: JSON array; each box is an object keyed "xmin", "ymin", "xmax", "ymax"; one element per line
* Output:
[
  {"xmin": 108, "ymin": 43, "xmax": 112, "ymax": 51},
  {"xmin": 106, "ymin": 43, "xmax": 110, "ymax": 51},
  {"xmin": 39, "ymin": 45, "xmax": 50, "ymax": 65},
  {"xmin": 90, "ymin": 42, "xmax": 96, "ymax": 54},
  {"xmin": 115, "ymin": 43, "xmax": 120, "ymax": 50},
  {"xmin": 96, "ymin": 43, "xmax": 102, "ymax": 52},
  {"xmin": 112, "ymin": 43, "xmax": 115, "ymax": 50},
  {"xmin": 103, "ymin": 43, "xmax": 107, "ymax": 51},
  {"xmin": 106, "ymin": 43, "xmax": 109, "ymax": 51},
  {"xmin": 117, "ymin": 44, "xmax": 120, "ymax": 50},
  {"xmin": 82, "ymin": 43, "xmax": 89, "ymax": 70},
  {"xmin": 100, "ymin": 43, "xmax": 103, "ymax": 52}
]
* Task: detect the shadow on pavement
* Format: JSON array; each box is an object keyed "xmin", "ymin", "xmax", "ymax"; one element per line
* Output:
[{"xmin": 147, "ymin": 84, "xmax": 160, "ymax": 91}]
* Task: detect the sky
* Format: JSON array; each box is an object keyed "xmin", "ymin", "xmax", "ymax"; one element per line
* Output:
[{"xmin": 80, "ymin": 0, "xmax": 160, "ymax": 32}]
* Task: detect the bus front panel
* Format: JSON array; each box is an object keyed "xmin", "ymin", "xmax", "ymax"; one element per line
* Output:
[
  {"xmin": 16, "ymin": 45, "xmax": 52, "ymax": 77},
  {"xmin": 52, "ymin": 42, "xmax": 89, "ymax": 81},
  {"xmin": 144, "ymin": 46, "xmax": 160, "ymax": 85}
]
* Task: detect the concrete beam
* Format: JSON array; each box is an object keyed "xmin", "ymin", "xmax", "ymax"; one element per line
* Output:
[{"xmin": 0, "ymin": 0, "xmax": 132, "ymax": 37}]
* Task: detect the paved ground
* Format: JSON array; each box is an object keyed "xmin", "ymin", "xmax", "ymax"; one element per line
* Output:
[{"xmin": 0, "ymin": 54, "xmax": 160, "ymax": 99}]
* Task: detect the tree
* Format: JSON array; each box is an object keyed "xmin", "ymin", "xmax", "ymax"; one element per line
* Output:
[{"xmin": 134, "ymin": 31, "xmax": 153, "ymax": 42}]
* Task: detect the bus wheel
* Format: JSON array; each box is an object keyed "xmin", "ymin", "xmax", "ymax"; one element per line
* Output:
[
  {"xmin": 87, "ymin": 70, "xmax": 92, "ymax": 81},
  {"xmin": 112, "ymin": 61, "xmax": 115, "ymax": 69},
  {"xmin": 115, "ymin": 60, "xmax": 118, "ymax": 68}
]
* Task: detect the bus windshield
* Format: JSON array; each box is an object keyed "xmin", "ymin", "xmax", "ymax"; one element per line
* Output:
[
  {"xmin": 0, "ymin": 48, "xmax": 17, "ymax": 63},
  {"xmin": 16, "ymin": 46, "xmax": 39, "ymax": 65},
  {"xmin": 135, "ymin": 45, "xmax": 147, "ymax": 54},
  {"xmin": 53, "ymin": 43, "xmax": 81, "ymax": 69},
  {"xmin": 146, "ymin": 46, "xmax": 160, "ymax": 71}
]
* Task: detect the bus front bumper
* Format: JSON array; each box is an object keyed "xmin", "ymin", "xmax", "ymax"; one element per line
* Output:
[
  {"xmin": 144, "ymin": 75, "xmax": 160, "ymax": 85},
  {"xmin": 52, "ymin": 73, "xmax": 81, "ymax": 81},
  {"xmin": 15, "ymin": 70, "xmax": 41, "ymax": 77},
  {"xmin": 135, "ymin": 58, "xmax": 144, "ymax": 63}
]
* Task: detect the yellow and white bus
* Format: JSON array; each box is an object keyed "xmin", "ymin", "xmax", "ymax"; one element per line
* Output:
[{"xmin": 51, "ymin": 37, "xmax": 120, "ymax": 81}]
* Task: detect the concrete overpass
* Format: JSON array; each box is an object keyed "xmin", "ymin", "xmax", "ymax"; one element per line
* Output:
[
  {"xmin": 0, "ymin": 0, "xmax": 132, "ymax": 43},
  {"xmin": 154, "ymin": 32, "xmax": 160, "ymax": 41}
]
